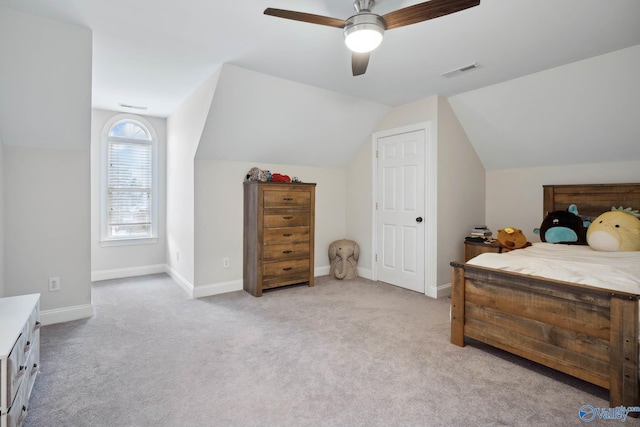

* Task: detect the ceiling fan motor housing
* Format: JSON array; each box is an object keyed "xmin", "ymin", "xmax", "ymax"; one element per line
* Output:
[{"xmin": 353, "ymin": 0, "xmax": 375, "ymax": 13}]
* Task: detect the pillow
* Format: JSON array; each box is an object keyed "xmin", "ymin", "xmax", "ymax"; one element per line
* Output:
[{"xmin": 587, "ymin": 208, "xmax": 640, "ymax": 251}]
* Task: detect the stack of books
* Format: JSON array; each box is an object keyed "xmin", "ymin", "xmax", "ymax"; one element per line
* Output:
[{"xmin": 470, "ymin": 225, "xmax": 493, "ymax": 239}]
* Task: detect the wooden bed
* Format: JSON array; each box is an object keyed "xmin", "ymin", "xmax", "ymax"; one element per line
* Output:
[{"xmin": 451, "ymin": 183, "xmax": 640, "ymax": 409}]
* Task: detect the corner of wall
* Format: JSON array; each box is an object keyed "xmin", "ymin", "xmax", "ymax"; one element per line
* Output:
[
  {"xmin": 436, "ymin": 96, "xmax": 486, "ymax": 287},
  {"xmin": 166, "ymin": 67, "xmax": 222, "ymax": 286}
]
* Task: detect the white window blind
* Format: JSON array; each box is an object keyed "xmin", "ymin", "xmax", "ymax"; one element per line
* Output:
[{"xmin": 107, "ymin": 138, "xmax": 153, "ymax": 239}]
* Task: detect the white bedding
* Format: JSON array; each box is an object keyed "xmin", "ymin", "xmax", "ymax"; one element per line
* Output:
[{"xmin": 467, "ymin": 242, "xmax": 640, "ymax": 295}]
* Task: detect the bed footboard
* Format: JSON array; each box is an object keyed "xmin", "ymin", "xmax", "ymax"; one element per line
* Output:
[{"xmin": 450, "ymin": 261, "xmax": 639, "ymax": 409}]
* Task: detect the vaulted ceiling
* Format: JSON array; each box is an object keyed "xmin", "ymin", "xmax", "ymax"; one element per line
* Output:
[
  {"xmin": 1, "ymin": 0, "xmax": 639, "ymax": 118},
  {"xmin": 1, "ymin": 1, "xmax": 639, "ymax": 171}
]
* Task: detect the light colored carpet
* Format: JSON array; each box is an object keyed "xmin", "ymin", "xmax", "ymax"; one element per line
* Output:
[{"xmin": 23, "ymin": 274, "xmax": 612, "ymax": 426}]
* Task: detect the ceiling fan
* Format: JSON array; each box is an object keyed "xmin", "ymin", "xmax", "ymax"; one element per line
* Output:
[{"xmin": 264, "ymin": 0, "xmax": 480, "ymax": 76}]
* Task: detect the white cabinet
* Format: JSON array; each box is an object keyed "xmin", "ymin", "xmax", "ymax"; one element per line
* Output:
[{"xmin": 0, "ymin": 294, "xmax": 40, "ymax": 427}]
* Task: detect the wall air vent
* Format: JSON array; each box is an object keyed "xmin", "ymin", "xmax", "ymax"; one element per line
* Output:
[
  {"xmin": 118, "ymin": 103, "xmax": 148, "ymax": 111},
  {"xmin": 440, "ymin": 63, "xmax": 478, "ymax": 78}
]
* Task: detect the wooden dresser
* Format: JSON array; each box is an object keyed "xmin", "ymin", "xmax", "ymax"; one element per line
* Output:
[
  {"xmin": 243, "ymin": 182, "xmax": 316, "ymax": 297},
  {"xmin": 1, "ymin": 294, "xmax": 40, "ymax": 427}
]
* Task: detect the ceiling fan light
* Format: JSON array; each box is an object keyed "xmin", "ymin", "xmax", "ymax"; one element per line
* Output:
[
  {"xmin": 343, "ymin": 13, "xmax": 385, "ymax": 53},
  {"xmin": 344, "ymin": 27, "xmax": 383, "ymax": 53}
]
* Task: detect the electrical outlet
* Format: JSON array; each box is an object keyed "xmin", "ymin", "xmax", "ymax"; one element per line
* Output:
[
  {"xmin": 223, "ymin": 257, "xmax": 230, "ymax": 268},
  {"xmin": 49, "ymin": 277, "xmax": 61, "ymax": 292}
]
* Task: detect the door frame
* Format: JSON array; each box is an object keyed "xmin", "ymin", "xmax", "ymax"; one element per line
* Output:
[{"xmin": 371, "ymin": 121, "xmax": 438, "ymax": 298}]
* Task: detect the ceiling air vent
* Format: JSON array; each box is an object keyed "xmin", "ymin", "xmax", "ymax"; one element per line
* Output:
[
  {"xmin": 440, "ymin": 63, "xmax": 478, "ymax": 78},
  {"xmin": 118, "ymin": 103, "xmax": 148, "ymax": 111}
]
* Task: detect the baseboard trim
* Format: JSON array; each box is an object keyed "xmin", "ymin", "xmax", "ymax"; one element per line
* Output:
[
  {"xmin": 93, "ymin": 264, "xmax": 337, "ymax": 299},
  {"xmin": 437, "ymin": 283, "xmax": 452, "ymax": 298},
  {"xmin": 165, "ymin": 264, "xmax": 195, "ymax": 298},
  {"xmin": 40, "ymin": 304, "xmax": 94, "ymax": 326},
  {"xmin": 357, "ymin": 267, "xmax": 374, "ymax": 281},
  {"xmin": 314, "ymin": 266, "xmax": 330, "ymax": 277},
  {"xmin": 193, "ymin": 280, "xmax": 243, "ymax": 298},
  {"xmin": 91, "ymin": 264, "xmax": 166, "ymax": 282}
]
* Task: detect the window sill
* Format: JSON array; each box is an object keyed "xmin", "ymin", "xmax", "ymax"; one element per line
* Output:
[{"xmin": 100, "ymin": 237, "xmax": 158, "ymax": 247}]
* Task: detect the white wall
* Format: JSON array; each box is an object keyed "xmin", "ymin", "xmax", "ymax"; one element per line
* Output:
[
  {"xmin": 194, "ymin": 160, "xmax": 346, "ymax": 289},
  {"xmin": 0, "ymin": 138, "xmax": 5, "ymax": 298},
  {"xmin": 436, "ymin": 97, "xmax": 486, "ymax": 283},
  {"xmin": 166, "ymin": 70, "xmax": 221, "ymax": 287},
  {"xmin": 5, "ymin": 147, "xmax": 91, "ymax": 311},
  {"xmin": 0, "ymin": 7, "xmax": 92, "ymax": 320},
  {"xmin": 90, "ymin": 109, "xmax": 167, "ymax": 279},
  {"xmin": 347, "ymin": 95, "xmax": 485, "ymax": 296},
  {"xmin": 486, "ymin": 160, "xmax": 640, "ymax": 243},
  {"xmin": 0, "ymin": 7, "xmax": 92, "ymax": 152},
  {"xmin": 345, "ymin": 142, "xmax": 375, "ymax": 277},
  {"xmin": 195, "ymin": 64, "xmax": 389, "ymax": 167}
]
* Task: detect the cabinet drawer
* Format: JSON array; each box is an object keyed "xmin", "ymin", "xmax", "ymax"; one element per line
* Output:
[
  {"xmin": 263, "ymin": 259, "xmax": 309, "ymax": 279},
  {"xmin": 6, "ymin": 333, "xmax": 28, "ymax": 408},
  {"xmin": 263, "ymin": 190, "xmax": 310, "ymax": 208},
  {"xmin": 263, "ymin": 227, "xmax": 309, "ymax": 245},
  {"xmin": 263, "ymin": 242, "xmax": 310, "ymax": 261},
  {"xmin": 262, "ymin": 275, "xmax": 310, "ymax": 290},
  {"xmin": 23, "ymin": 329, "xmax": 39, "ymax": 398},
  {"xmin": 264, "ymin": 211, "xmax": 309, "ymax": 228},
  {"xmin": 6, "ymin": 376, "xmax": 30, "ymax": 427}
]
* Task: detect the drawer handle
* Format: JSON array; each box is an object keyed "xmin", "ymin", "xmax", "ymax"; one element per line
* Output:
[
  {"xmin": 282, "ymin": 250, "xmax": 293, "ymax": 254},
  {"xmin": 283, "ymin": 197, "xmax": 293, "ymax": 201},
  {"xmin": 35, "ymin": 321, "xmax": 41, "ymax": 330},
  {"xmin": 17, "ymin": 405, "xmax": 28, "ymax": 425},
  {"xmin": 31, "ymin": 363, "xmax": 38, "ymax": 374},
  {"xmin": 283, "ymin": 216, "xmax": 293, "ymax": 220},
  {"xmin": 283, "ymin": 233, "xmax": 293, "ymax": 237},
  {"xmin": 282, "ymin": 267, "xmax": 293, "ymax": 271},
  {"xmin": 24, "ymin": 340, "xmax": 31, "ymax": 352}
]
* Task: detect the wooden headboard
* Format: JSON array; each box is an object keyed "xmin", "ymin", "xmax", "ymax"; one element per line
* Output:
[{"xmin": 543, "ymin": 183, "xmax": 640, "ymax": 219}]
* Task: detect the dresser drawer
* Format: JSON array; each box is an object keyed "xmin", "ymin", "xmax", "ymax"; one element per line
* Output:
[
  {"xmin": 6, "ymin": 332, "xmax": 28, "ymax": 408},
  {"xmin": 263, "ymin": 242, "xmax": 310, "ymax": 261},
  {"xmin": 264, "ymin": 211, "xmax": 309, "ymax": 228},
  {"xmin": 263, "ymin": 258, "xmax": 309, "ymax": 279},
  {"xmin": 5, "ymin": 305, "xmax": 39, "ymax": 410},
  {"xmin": 263, "ymin": 226, "xmax": 310, "ymax": 245},
  {"xmin": 263, "ymin": 190, "xmax": 311, "ymax": 208},
  {"xmin": 23, "ymin": 328, "xmax": 39, "ymax": 398},
  {"xmin": 6, "ymin": 375, "xmax": 30, "ymax": 427}
]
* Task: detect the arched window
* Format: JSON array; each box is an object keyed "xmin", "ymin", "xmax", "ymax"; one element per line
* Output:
[{"xmin": 101, "ymin": 115, "xmax": 158, "ymax": 245}]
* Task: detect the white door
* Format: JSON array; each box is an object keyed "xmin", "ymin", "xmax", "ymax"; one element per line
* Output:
[{"xmin": 376, "ymin": 130, "xmax": 425, "ymax": 293}]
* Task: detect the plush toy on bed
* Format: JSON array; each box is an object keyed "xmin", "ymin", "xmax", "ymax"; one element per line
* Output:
[
  {"xmin": 497, "ymin": 227, "xmax": 531, "ymax": 250},
  {"xmin": 587, "ymin": 207, "xmax": 640, "ymax": 252},
  {"xmin": 535, "ymin": 204, "xmax": 589, "ymax": 245}
]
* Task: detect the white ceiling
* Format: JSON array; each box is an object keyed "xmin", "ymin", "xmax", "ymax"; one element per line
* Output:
[{"xmin": 1, "ymin": 0, "xmax": 639, "ymax": 118}]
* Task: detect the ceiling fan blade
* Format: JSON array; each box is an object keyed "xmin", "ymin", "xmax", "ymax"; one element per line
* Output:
[
  {"xmin": 264, "ymin": 8, "xmax": 348, "ymax": 29},
  {"xmin": 382, "ymin": 0, "xmax": 480, "ymax": 30},
  {"xmin": 352, "ymin": 52, "xmax": 370, "ymax": 76}
]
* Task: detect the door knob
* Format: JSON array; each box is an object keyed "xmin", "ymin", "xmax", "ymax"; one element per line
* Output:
[{"xmin": 416, "ymin": 217, "xmax": 423, "ymax": 223}]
